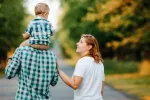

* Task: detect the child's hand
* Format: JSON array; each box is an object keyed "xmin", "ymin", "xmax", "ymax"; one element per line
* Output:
[{"xmin": 22, "ymin": 33, "xmax": 30, "ymax": 40}]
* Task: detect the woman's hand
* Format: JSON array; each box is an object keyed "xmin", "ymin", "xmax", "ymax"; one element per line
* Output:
[
  {"xmin": 56, "ymin": 61, "xmax": 60, "ymax": 74},
  {"xmin": 56, "ymin": 61, "xmax": 82, "ymax": 90},
  {"xmin": 101, "ymin": 90, "xmax": 104, "ymax": 96}
]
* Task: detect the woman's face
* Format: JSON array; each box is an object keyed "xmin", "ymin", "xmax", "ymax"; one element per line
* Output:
[{"xmin": 76, "ymin": 37, "xmax": 91, "ymax": 55}]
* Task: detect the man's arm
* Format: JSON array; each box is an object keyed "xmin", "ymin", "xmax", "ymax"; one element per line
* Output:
[
  {"xmin": 50, "ymin": 64, "xmax": 58, "ymax": 86},
  {"xmin": 50, "ymin": 58, "xmax": 59, "ymax": 86},
  {"xmin": 5, "ymin": 48, "xmax": 21, "ymax": 79}
]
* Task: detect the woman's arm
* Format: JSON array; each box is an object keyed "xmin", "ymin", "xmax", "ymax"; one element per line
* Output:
[
  {"xmin": 58, "ymin": 70, "xmax": 82, "ymax": 90},
  {"xmin": 101, "ymin": 81, "xmax": 105, "ymax": 96}
]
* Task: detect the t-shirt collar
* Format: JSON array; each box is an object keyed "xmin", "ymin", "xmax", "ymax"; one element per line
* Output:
[{"xmin": 35, "ymin": 16, "xmax": 46, "ymax": 20}]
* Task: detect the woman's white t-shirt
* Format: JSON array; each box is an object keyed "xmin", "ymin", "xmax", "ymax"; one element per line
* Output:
[{"xmin": 73, "ymin": 56, "xmax": 105, "ymax": 100}]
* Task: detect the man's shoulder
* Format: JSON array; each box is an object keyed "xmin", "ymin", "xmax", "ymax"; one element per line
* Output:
[
  {"xmin": 17, "ymin": 46, "xmax": 55, "ymax": 54},
  {"xmin": 17, "ymin": 46, "xmax": 32, "ymax": 50}
]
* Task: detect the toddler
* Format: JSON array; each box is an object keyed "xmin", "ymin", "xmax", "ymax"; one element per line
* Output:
[{"xmin": 21, "ymin": 3, "xmax": 54, "ymax": 50}]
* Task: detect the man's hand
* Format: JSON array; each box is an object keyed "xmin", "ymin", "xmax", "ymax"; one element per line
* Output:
[{"xmin": 7, "ymin": 55, "xmax": 13, "ymax": 66}]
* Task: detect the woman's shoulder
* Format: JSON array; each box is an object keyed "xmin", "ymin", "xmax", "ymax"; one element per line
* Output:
[
  {"xmin": 80, "ymin": 56, "xmax": 94, "ymax": 60},
  {"xmin": 77, "ymin": 56, "xmax": 94, "ymax": 64}
]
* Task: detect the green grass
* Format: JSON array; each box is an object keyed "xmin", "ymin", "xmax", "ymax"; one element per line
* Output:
[
  {"xmin": 103, "ymin": 59, "xmax": 139, "ymax": 74},
  {"xmin": 0, "ymin": 69, "xmax": 5, "ymax": 78},
  {"xmin": 106, "ymin": 75, "xmax": 150, "ymax": 99},
  {"xmin": 104, "ymin": 59, "xmax": 150, "ymax": 100}
]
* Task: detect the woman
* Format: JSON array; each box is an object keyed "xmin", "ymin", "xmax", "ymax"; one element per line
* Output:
[{"xmin": 58, "ymin": 34, "xmax": 105, "ymax": 100}]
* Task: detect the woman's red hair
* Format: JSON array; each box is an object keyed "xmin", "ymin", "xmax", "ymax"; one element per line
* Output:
[{"xmin": 81, "ymin": 34, "xmax": 103, "ymax": 63}]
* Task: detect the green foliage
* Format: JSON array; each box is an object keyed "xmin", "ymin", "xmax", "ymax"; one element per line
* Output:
[
  {"xmin": 61, "ymin": 1, "xmax": 91, "ymax": 43},
  {"xmin": 57, "ymin": 0, "xmax": 108, "ymax": 58},
  {"xmin": 0, "ymin": 0, "xmax": 25, "ymax": 60},
  {"xmin": 134, "ymin": 75, "xmax": 150, "ymax": 85},
  {"xmin": 141, "ymin": 31, "xmax": 150, "ymax": 49},
  {"xmin": 57, "ymin": 0, "xmax": 150, "ymax": 61},
  {"xmin": 103, "ymin": 59, "xmax": 139, "ymax": 74},
  {"xmin": 98, "ymin": 0, "xmax": 150, "ymax": 60}
]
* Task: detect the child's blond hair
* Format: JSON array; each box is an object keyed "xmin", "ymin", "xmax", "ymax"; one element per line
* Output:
[{"xmin": 34, "ymin": 3, "xmax": 49, "ymax": 15}]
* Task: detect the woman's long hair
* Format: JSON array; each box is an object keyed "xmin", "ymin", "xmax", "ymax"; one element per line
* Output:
[{"xmin": 81, "ymin": 34, "xmax": 103, "ymax": 63}]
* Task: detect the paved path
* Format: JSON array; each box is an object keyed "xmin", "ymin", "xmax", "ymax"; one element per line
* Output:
[
  {"xmin": 0, "ymin": 42, "xmax": 139, "ymax": 100},
  {"xmin": 0, "ymin": 65, "xmax": 139, "ymax": 100}
]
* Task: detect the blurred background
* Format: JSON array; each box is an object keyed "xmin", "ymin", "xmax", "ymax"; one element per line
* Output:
[{"xmin": 0, "ymin": 0, "xmax": 150, "ymax": 100}]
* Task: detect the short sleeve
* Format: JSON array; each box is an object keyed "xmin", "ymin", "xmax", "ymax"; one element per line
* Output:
[
  {"xmin": 101, "ymin": 63, "xmax": 105, "ymax": 81},
  {"xmin": 73, "ymin": 59, "xmax": 87, "ymax": 77},
  {"xmin": 25, "ymin": 22, "xmax": 33, "ymax": 35},
  {"xmin": 48, "ymin": 22, "xmax": 55, "ymax": 36}
]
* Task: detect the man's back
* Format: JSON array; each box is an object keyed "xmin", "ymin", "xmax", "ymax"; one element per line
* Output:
[{"xmin": 5, "ymin": 46, "xmax": 58, "ymax": 100}]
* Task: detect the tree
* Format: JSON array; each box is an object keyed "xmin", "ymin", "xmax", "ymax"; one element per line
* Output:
[
  {"xmin": 92, "ymin": 0, "xmax": 150, "ymax": 61},
  {"xmin": 57, "ymin": 0, "xmax": 108, "ymax": 59},
  {"xmin": 0, "ymin": 0, "xmax": 25, "ymax": 62},
  {"xmin": 57, "ymin": 0, "xmax": 150, "ymax": 62}
]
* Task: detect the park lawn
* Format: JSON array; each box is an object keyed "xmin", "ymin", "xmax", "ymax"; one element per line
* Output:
[
  {"xmin": 0, "ymin": 69, "xmax": 4, "ymax": 78},
  {"xmin": 0, "ymin": 74, "xmax": 4, "ymax": 78},
  {"xmin": 106, "ymin": 74, "xmax": 150, "ymax": 100}
]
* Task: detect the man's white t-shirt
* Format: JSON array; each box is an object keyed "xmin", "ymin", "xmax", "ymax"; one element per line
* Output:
[{"xmin": 73, "ymin": 56, "xmax": 105, "ymax": 100}]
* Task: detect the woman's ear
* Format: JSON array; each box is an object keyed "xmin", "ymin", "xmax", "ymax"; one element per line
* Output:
[{"xmin": 88, "ymin": 45, "xmax": 92, "ymax": 50}]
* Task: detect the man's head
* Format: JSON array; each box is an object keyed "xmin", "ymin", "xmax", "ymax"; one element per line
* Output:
[{"xmin": 34, "ymin": 3, "xmax": 50, "ymax": 19}]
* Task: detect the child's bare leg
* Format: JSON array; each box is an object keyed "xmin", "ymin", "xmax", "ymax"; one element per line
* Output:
[
  {"xmin": 31, "ymin": 44, "xmax": 49, "ymax": 50},
  {"xmin": 20, "ymin": 39, "xmax": 30, "ymax": 46}
]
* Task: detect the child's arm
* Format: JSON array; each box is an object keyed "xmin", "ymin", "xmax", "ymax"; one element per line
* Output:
[
  {"xmin": 22, "ymin": 33, "xmax": 30, "ymax": 40},
  {"xmin": 20, "ymin": 40, "xmax": 30, "ymax": 46},
  {"xmin": 31, "ymin": 44, "xmax": 49, "ymax": 50},
  {"xmin": 49, "ymin": 22, "xmax": 55, "ymax": 36},
  {"xmin": 20, "ymin": 40, "xmax": 49, "ymax": 50}
]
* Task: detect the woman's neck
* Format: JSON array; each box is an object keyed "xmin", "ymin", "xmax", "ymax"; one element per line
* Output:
[{"xmin": 80, "ymin": 52, "xmax": 91, "ymax": 58}]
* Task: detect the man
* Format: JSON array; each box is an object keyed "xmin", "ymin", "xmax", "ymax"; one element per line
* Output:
[{"xmin": 5, "ymin": 46, "xmax": 58, "ymax": 100}]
